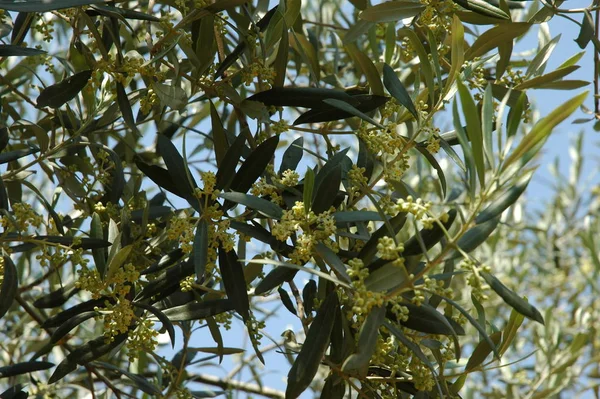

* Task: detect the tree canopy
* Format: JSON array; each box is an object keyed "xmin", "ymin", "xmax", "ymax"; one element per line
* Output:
[{"xmin": 0, "ymin": 0, "xmax": 598, "ymax": 398}]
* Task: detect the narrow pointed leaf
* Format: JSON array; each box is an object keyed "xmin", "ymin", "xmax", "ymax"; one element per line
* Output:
[
  {"xmin": 403, "ymin": 209, "xmax": 457, "ymax": 255},
  {"xmin": 476, "ymin": 172, "xmax": 533, "ymax": 224},
  {"xmin": 0, "ymin": 361, "xmax": 54, "ymax": 378},
  {"xmin": 382, "ymin": 63, "xmax": 418, "ymax": 118},
  {"xmin": 160, "ymin": 299, "xmax": 234, "ymax": 321},
  {"xmin": 465, "ymin": 331, "xmax": 502, "ymax": 371},
  {"xmin": 286, "ymin": 291, "xmax": 338, "ymax": 399},
  {"xmin": 219, "ymin": 247, "xmax": 250, "ymax": 322},
  {"xmin": 0, "ymin": 256, "xmax": 18, "ymax": 320},
  {"xmin": 342, "ymin": 305, "xmax": 385, "ymax": 377},
  {"xmin": 481, "ymin": 271, "xmax": 544, "ymax": 324},
  {"xmin": 279, "ymin": 137, "xmax": 304, "ymax": 174},
  {"xmin": 133, "ymin": 302, "xmax": 176, "ymax": 348},
  {"xmin": 218, "ymin": 192, "xmax": 284, "ymax": 219},
  {"xmin": 229, "ymin": 135, "xmax": 279, "ymax": 195},
  {"xmin": 359, "ymin": 1, "xmax": 425, "ymax": 23},
  {"xmin": 0, "ymin": 45, "xmax": 46, "ymax": 57},
  {"xmin": 453, "ymin": 0, "xmax": 510, "ymax": 19},
  {"xmin": 322, "ymin": 98, "xmax": 384, "ymax": 129}
]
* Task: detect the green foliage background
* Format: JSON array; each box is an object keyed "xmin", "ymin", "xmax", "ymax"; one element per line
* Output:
[{"xmin": 0, "ymin": 0, "xmax": 598, "ymax": 398}]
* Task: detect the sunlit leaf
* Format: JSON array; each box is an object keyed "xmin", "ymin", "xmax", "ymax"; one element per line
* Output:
[{"xmin": 359, "ymin": 1, "xmax": 425, "ymax": 23}]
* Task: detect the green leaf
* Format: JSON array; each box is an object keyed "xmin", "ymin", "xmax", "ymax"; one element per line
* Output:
[
  {"xmin": 116, "ymin": 81, "xmax": 137, "ymax": 134},
  {"xmin": 42, "ymin": 297, "xmax": 113, "ymax": 328},
  {"xmin": 88, "ymin": 4, "xmax": 160, "ymax": 22},
  {"xmin": 359, "ymin": 0, "xmax": 425, "ymax": 23},
  {"xmin": 248, "ymin": 259, "xmax": 352, "ymax": 289},
  {"xmin": 247, "ymin": 87, "xmax": 359, "ymax": 108},
  {"xmin": 255, "ymin": 266, "xmax": 297, "ymax": 295},
  {"xmin": 382, "ymin": 63, "xmax": 418, "ymax": 119},
  {"xmin": 218, "ymin": 192, "xmax": 284, "ymax": 219},
  {"xmin": 403, "ymin": 209, "xmax": 457, "ymax": 255},
  {"xmin": 322, "ymin": 98, "xmax": 384, "ymax": 129},
  {"xmin": 457, "ymin": 80, "xmax": 485, "ymax": 187},
  {"xmin": 215, "ymin": 132, "xmax": 247, "ymax": 191},
  {"xmin": 452, "ymin": 0, "xmax": 510, "ymax": 19},
  {"xmin": 105, "ymin": 244, "xmax": 132, "ymax": 281},
  {"xmin": 481, "ymin": 83, "xmax": 495, "ymax": 166},
  {"xmin": 344, "ymin": 44, "xmax": 384, "ymax": 95},
  {"xmin": 476, "ymin": 172, "xmax": 533, "ymax": 224},
  {"xmin": 157, "ymin": 134, "xmax": 200, "ymax": 211},
  {"xmin": 516, "ymin": 65, "xmax": 579, "ymax": 91},
  {"xmin": 397, "ymin": 302, "xmax": 459, "ymax": 336},
  {"xmin": 278, "ymin": 287, "xmax": 297, "ymax": 316},
  {"xmin": 0, "ymin": 361, "xmax": 54, "ymax": 378},
  {"xmin": 293, "ymin": 95, "xmax": 388, "ymax": 125},
  {"xmin": 383, "ymin": 320, "xmax": 442, "ymax": 396},
  {"xmin": 453, "ymin": 100, "xmax": 477, "ymax": 197},
  {"xmin": 358, "ymin": 212, "xmax": 407, "ymax": 263},
  {"xmin": 400, "ymin": 27, "xmax": 436, "ymax": 104},
  {"xmin": 0, "ymin": 45, "xmax": 46, "ymax": 57},
  {"xmin": 333, "ymin": 211, "xmax": 383, "ymax": 224},
  {"xmin": 303, "ymin": 167, "xmax": 315, "ymax": 213},
  {"xmin": 193, "ymin": 220, "xmax": 208, "ymax": 280},
  {"xmin": 0, "ymin": 147, "xmax": 40, "ymax": 164},
  {"xmin": 575, "ymin": 10, "xmax": 594, "ymax": 49},
  {"xmin": 9, "ymin": 235, "xmax": 111, "ymax": 251},
  {"xmin": 454, "ymin": 216, "xmax": 500, "ymax": 256},
  {"xmin": 302, "ymin": 280, "xmax": 317, "ymax": 314},
  {"xmin": 210, "ymin": 101, "xmax": 228, "ymax": 167},
  {"xmin": 132, "ymin": 302, "xmax": 176, "ymax": 348},
  {"xmin": 33, "ymin": 282, "xmax": 79, "ymax": 309},
  {"xmin": 279, "ymin": 137, "xmax": 304, "ymax": 174},
  {"xmin": 364, "ymin": 262, "xmax": 407, "ymax": 292},
  {"xmin": 136, "ymin": 160, "xmax": 185, "ymax": 197},
  {"xmin": 465, "ymin": 331, "xmax": 502, "ymax": 371},
  {"xmin": 414, "ymin": 144, "xmax": 447, "ymax": 197},
  {"xmin": 341, "ymin": 305, "xmax": 385, "ymax": 377},
  {"xmin": 160, "ymin": 299, "xmax": 234, "ymax": 321},
  {"xmin": 503, "ymin": 91, "xmax": 588, "ymax": 170},
  {"xmin": 0, "ymin": 256, "xmax": 18, "ymax": 320},
  {"xmin": 465, "ymin": 23, "xmax": 531, "ymax": 60},
  {"xmin": 48, "ymin": 311, "xmax": 96, "ymax": 345},
  {"xmin": 286, "ymin": 291, "xmax": 338, "ymax": 399},
  {"xmin": 92, "ymin": 361, "xmax": 162, "ymax": 396},
  {"xmin": 229, "ymin": 135, "xmax": 279, "ymax": 196},
  {"xmin": 219, "ymin": 247, "xmax": 250, "ymax": 322},
  {"xmin": 49, "ymin": 333, "xmax": 128, "ymax": 384},
  {"xmin": 312, "ymin": 164, "xmax": 341, "ymax": 214},
  {"xmin": 481, "ymin": 271, "xmax": 545, "ymax": 324},
  {"xmin": 314, "ymin": 243, "xmax": 352, "ymax": 284},
  {"xmin": 152, "ymin": 82, "xmax": 187, "ymax": 111},
  {"xmin": 0, "ymin": 0, "xmax": 103, "ymax": 12},
  {"xmin": 525, "ymin": 34, "xmax": 561, "ymax": 78}
]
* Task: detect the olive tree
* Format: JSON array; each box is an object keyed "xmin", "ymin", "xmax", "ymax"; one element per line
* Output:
[{"xmin": 0, "ymin": 0, "xmax": 596, "ymax": 397}]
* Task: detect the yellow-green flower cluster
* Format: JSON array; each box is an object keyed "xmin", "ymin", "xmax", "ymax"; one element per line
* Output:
[
  {"xmin": 460, "ymin": 259, "xmax": 490, "ymax": 302},
  {"xmin": 100, "ymin": 298, "xmax": 135, "ymax": 340},
  {"xmin": 1, "ymin": 203, "xmax": 43, "ymax": 232},
  {"xmin": 126, "ymin": 318, "xmax": 159, "ymax": 362},
  {"xmin": 280, "ymin": 169, "xmax": 299, "ymax": 187},
  {"xmin": 33, "ymin": 14, "xmax": 55, "ymax": 43},
  {"xmin": 76, "ymin": 262, "xmax": 140, "ymax": 299},
  {"xmin": 251, "ymin": 177, "xmax": 284, "ymax": 205},
  {"xmin": 271, "ymin": 201, "xmax": 337, "ymax": 264},
  {"xmin": 346, "ymin": 259, "xmax": 385, "ymax": 326},
  {"xmin": 377, "ymin": 236, "xmax": 405, "ymax": 265},
  {"xmin": 167, "ymin": 214, "xmax": 195, "ymax": 254},
  {"xmin": 271, "ymin": 119, "xmax": 289, "ymax": 134},
  {"xmin": 241, "ymin": 59, "xmax": 276, "ymax": 86}
]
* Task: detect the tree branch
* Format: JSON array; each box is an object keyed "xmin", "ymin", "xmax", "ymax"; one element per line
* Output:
[{"xmin": 188, "ymin": 374, "xmax": 285, "ymax": 399}]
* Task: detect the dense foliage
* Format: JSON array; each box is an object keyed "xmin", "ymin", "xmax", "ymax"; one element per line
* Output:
[{"xmin": 0, "ymin": 0, "xmax": 597, "ymax": 398}]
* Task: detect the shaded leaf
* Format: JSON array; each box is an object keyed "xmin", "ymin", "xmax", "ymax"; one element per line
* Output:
[
  {"xmin": 359, "ymin": 1, "xmax": 426, "ymax": 23},
  {"xmin": 481, "ymin": 271, "xmax": 544, "ymax": 324},
  {"xmin": 194, "ymin": 220, "xmax": 208, "ymax": 280},
  {"xmin": 286, "ymin": 291, "xmax": 338, "ymax": 399},
  {"xmin": 160, "ymin": 299, "xmax": 234, "ymax": 321},
  {"xmin": 0, "ymin": 361, "xmax": 54, "ymax": 378},
  {"xmin": 0, "ymin": 147, "xmax": 40, "ymax": 164},
  {"xmin": 465, "ymin": 331, "xmax": 502, "ymax": 371},
  {"xmin": 364, "ymin": 263, "xmax": 407, "ymax": 292},
  {"xmin": 312, "ymin": 165, "xmax": 341, "ymax": 214},
  {"xmin": 322, "ymin": 98, "xmax": 384, "ymax": 128},
  {"xmin": 152, "ymin": 82, "xmax": 187, "ymax": 111},
  {"xmin": 302, "ymin": 280, "xmax": 317, "ymax": 314},
  {"xmin": 42, "ymin": 297, "xmax": 114, "ymax": 328},
  {"xmin": 0, "ymin": 45, "xmax": 45, "ymax": 57},
  {"xmin": 48, "ymin": 311, "xmax": 96, "ymax": 345},
  {"xmin": 246, "ymin": 87, "xmax": 360, "ymax": 108},
  {"xmin": 215, "ymin": 132, "xmax": 247, "ymax": 190},
  {"xmin": 279, "ymin": 137, "xmax": 304, "ymax": 174},
  {"xmin": 33, "ymin": 282, "xmax": 79, "ymax": 309},
  {"xmin": 218, "ymin": 247, "xmax": 250, "ymax": 322},
  {"xmin": 0, "ymin": 0, "xmax": 103, "ymax": 12},
  {"xmin": 382, "ymin": 63, "xmax": 418, "ymax": 118},
  {"xmin": 453, "ymin": 0, "xmax": 510, "ymax": 19},
  {"xmin": 218, "ymin": 192, "xmax": 283, "ymax": 219},
  {"xmin": 278, "ymin": 287, "xmax": 297, "ymax": 316},
  {"xmin": 476, "ymin": 172, "xmax": 533, "ymax": 224},
  {"xmin": 0, "ymin": 256, "xmax": 18, "ymax": 320},
  {"xmin": 403, "ymin": 209, "xmax": 457, "ymax": 255},
  {"xmin": 92, "ymin": 361, "xmax": 162, "ymax": 396},
  {"xmin": 132, "ymin": 302, "xmax": 175, "ymax": 348},
  {"xmin": 136, "ymin": 160, "xmax": 184, "ymax": 197},
  {"xmin": 157, "ymin": 134, "xmax": 200, "ymax": 211},
  {"xmin": 229, "ymin": 135, "xmax": 279, "ymax": 196},
  {"xmin": 396, "ymin": 302, "xmax": 458, "ymax": 336},
  {"xmin": 341, "ymin": 306, "xmax": 385, "ymax": 377},
  {"xmin": 314, "ymin": 243, "xmax": 352, "ymax": 283},
  {"xmin": 249, "ymin": 259, "xmax": 352, "ymax": 289}
]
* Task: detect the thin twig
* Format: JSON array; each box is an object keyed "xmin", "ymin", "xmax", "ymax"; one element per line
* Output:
[{"xmin": 188, "ymin": 373, "xmax": 286, "ymax": 399}]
